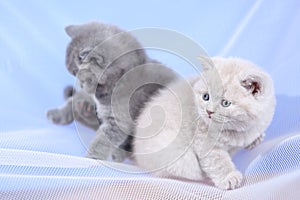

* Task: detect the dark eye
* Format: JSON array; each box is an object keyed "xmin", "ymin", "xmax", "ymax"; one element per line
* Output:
[
  {"xmin": 79, "ymin": 49, "xmax": 90, "ymax": 62},
  {"xmin": 202, "ymin": 93, "xmax": 209, "ymax": 101},
  {"xmin": 221, "ymin": 99, "xmax": 231, "ymax": 107}
]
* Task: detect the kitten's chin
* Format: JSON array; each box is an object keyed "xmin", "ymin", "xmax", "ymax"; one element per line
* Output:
[
  {"xmin": 198, "ymin": 111, "xmax": 227, "ymax": 126},
  {"xmin": 201, "ymin": 115, "xmax": 216, "ymax": 125}
]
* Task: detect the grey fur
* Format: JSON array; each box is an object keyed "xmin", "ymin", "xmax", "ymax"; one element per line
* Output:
[
  {"xmin": 65, "ymin": 22, "xmax": 178, "ymax": 161},
  {"xmin": 47, "ymin": 86, "xmax": 100, "ymax": 131},
  {"xmin": 63, "ymin": 85, "xmax": 75, "ymax": 100}
]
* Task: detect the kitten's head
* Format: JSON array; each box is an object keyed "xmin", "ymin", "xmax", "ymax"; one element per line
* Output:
[
  {"xmin": 65, "ymin": 22, "xmax": 122, "ymax": 76},
  {"xmin": 193, "ymin": 57, "xmax": 275, "ymax": 132},
  {"xmin": 65, "ymin": 22, "xmax": 147, "ymax": 94}
]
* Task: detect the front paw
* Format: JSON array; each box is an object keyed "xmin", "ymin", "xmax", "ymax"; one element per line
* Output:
[
  {"xmin": 111, "ymin": 149, "xmax": 129, "ymax": 162},
  {"xmin": 86, "ymin": 147, "xmax": 110, "ymax": 160},
  {"xmin": 47, "ymin": 109, "xmax": 62, "ymax": 124},
  {"xmin": 214, "ymin": 170, "xmax": 243, "ymax": 190},
  {"xmin": 245, "ymin": 133, "xmax": 265, "ymax": 149},
  {"xmin": 77, "ymin": 69, "xmax": 97, "ymax": 93}
]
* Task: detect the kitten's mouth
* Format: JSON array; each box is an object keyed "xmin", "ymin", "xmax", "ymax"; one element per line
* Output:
[
  {"xmin": 200, "ymin": 111, "xmax": 226, "ymax": 124},
  {"xmin": 207, "ymin": 115, "xmax": 227, "ymax": 124}
]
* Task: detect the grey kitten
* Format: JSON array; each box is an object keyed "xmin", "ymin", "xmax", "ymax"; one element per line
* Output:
[
  {"xmin": 65, "ymin": 22, "xmax": 178, "ymax": 161},
  {"xmin": 47, "ymin": 86, "xmax": 100, "ymax": 131}
]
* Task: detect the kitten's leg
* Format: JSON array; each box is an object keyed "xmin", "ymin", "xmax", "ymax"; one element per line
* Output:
[
  {"xmin": 199, "ymin": 149, "xmax": 243, "ymax": 190},
  {"xmin": 245, "ymin": 132, "xmax": 265, "ymax": 149},
  {"xmin": 159, "ymin": 149, "xmax": 204, "ymax": 181},
  {"xmin": 87, "ymin": 134, "xmax": 129, "ymax": 162},
  {"xmin": 86, "ymin": 127, "xmax": 112, "ymax": 160},
  {"xmin": 47, "ymin": 99, "xmax": 73, "ymax": 125},
  {"xmin": 101, "ymin": 119, "xmax": 130, "ymax": 162},
  {"xmin": 86, "ymin": 119, "xmax": 129, "ymax": 162}
]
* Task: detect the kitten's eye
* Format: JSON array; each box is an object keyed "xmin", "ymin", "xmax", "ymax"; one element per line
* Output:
[
  {"xmin": 202, "ymin": 93, "xmax": 210, "ymax": 101},
  {"xmin": 79, "ymin": 50, "xmax": 90, "ymax": 62},
  {"xmin": 221, "ymin": 99, "xmax": 231, "ymax": 107}
]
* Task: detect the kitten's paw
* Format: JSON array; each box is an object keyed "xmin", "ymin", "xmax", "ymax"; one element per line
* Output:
[
  {"xmin": 74, "ymin": 99, "xmax": 96, "ymax": 118},
  {"xmin": 77, "ymin": 69, "xmax": 97, "ymax": 94},
  {"xmin": 245, "ymin": 133, "xmax": 264, "ymax": 149},
  {"xmin": 86, "ymin": 148, "xmax": 111, "ymax": 160},
  {"xmin": 86, "ymin": 140, "xmax": 111, "ymax": 160},
  {"xmin": 47, "ymin": 109, "xmax": 62, "ymax": 124},
  {"xmin": 86, "ymin": 153, "xmax": 108, "ymax": 160},
  {"xmin": 111, "ymin": 149, "xmax": 128, "ymax": 162},
  {"xmin": 214, "ymin": 171, "xmax": 243, "ymax": 190}
]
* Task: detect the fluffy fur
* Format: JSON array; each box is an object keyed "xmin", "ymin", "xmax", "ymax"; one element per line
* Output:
[
  {"xmin": 134, "ymin": 57, "xmax": 276, "ymax": 190},
  {"xmin": 65, "ymin": 22, "xmax": 178, "ymax": 161},
  {"xmin": 47, "ymin": 86, "xmax": 100, "ymax": 131}
]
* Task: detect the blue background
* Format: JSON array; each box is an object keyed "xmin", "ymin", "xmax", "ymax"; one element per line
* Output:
[{"xmin": 0, "ymin": 0, "xmax": 299, "ymax": 142}]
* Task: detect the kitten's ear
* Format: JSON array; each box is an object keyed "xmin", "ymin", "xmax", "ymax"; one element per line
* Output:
[
  {"xmin": 65, "ymin": 25, "xmax": 80, "ymax": 38},
  {"xmin": 197, "ymin": 56, "xmax": 214, "ymax": 71},
  {"xmin": 241, "ymin": 75, "xmax": 263, "ymax": 97},
  {"xmin": 91, "ymin": 54, "xmax": 104, "ymax": 66}
]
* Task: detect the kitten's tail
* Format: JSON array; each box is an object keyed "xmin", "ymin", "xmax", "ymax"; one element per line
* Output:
[{"xmin": 63, "ymin": 85, "xmax": 76, "ymax": 100}]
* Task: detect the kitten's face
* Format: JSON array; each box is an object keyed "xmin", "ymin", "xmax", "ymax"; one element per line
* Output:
[
  {"xmin": 65, "ymin": 22, "xmax": 147, "ymax": 96},
  {"xmin": 65, "ymin": 24, "xmax": 109, "ymax": 77},
  {"xmin": 66, "ymin": 36, "xmax": 102, "ymax": 93},
  {"xmin": 65, "ymin": 22, "xmax": 123, "ymax": 93},
  {"xmin": 193, "ymin": 57, "xmax": 275, "ymax": 132}
]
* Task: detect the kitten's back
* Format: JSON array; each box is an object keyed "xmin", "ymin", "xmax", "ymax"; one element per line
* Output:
[{"xmin": 133, "ymin": 77, "xmax": 199, "ymax": 171}]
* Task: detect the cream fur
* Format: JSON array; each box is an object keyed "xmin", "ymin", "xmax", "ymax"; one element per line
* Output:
[{"xmin": 133, "ymin": 57, "xmax": 276, "ymax": 190}]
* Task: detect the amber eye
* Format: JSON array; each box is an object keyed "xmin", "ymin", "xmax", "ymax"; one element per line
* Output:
[
  {"xmin": 221, "ymin": 99, "xmax": 231, "ymax": 107},
  {"xmin": 202, "ymin": 93, "xmax": 210, "ymax": 101}
]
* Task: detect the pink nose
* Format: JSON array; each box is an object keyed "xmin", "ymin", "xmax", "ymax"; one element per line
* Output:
[{"xmin": 206, "ymin": 110, "xmax": 214, "ymax": 117}]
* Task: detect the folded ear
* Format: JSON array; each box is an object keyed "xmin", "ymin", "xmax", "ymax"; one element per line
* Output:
[
  {"xmin": 241, "ymin": 75, "xmax": 264, "ymax": 97},
  {"xmin": 197, "ymin": 55, "xmax": 214, "ymax": 71},
  {"xmin": 91, "ymin": 53, "xmax": 104, "ymax": 67},
  {"xmin": 65, "ymin": 25, "xmax": 80, "ymax": 38}
]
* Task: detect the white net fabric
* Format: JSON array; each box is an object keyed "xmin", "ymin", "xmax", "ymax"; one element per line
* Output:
[{"xmin": 1, "ymin": 132, "xmax": 300, "ymax": 199}]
